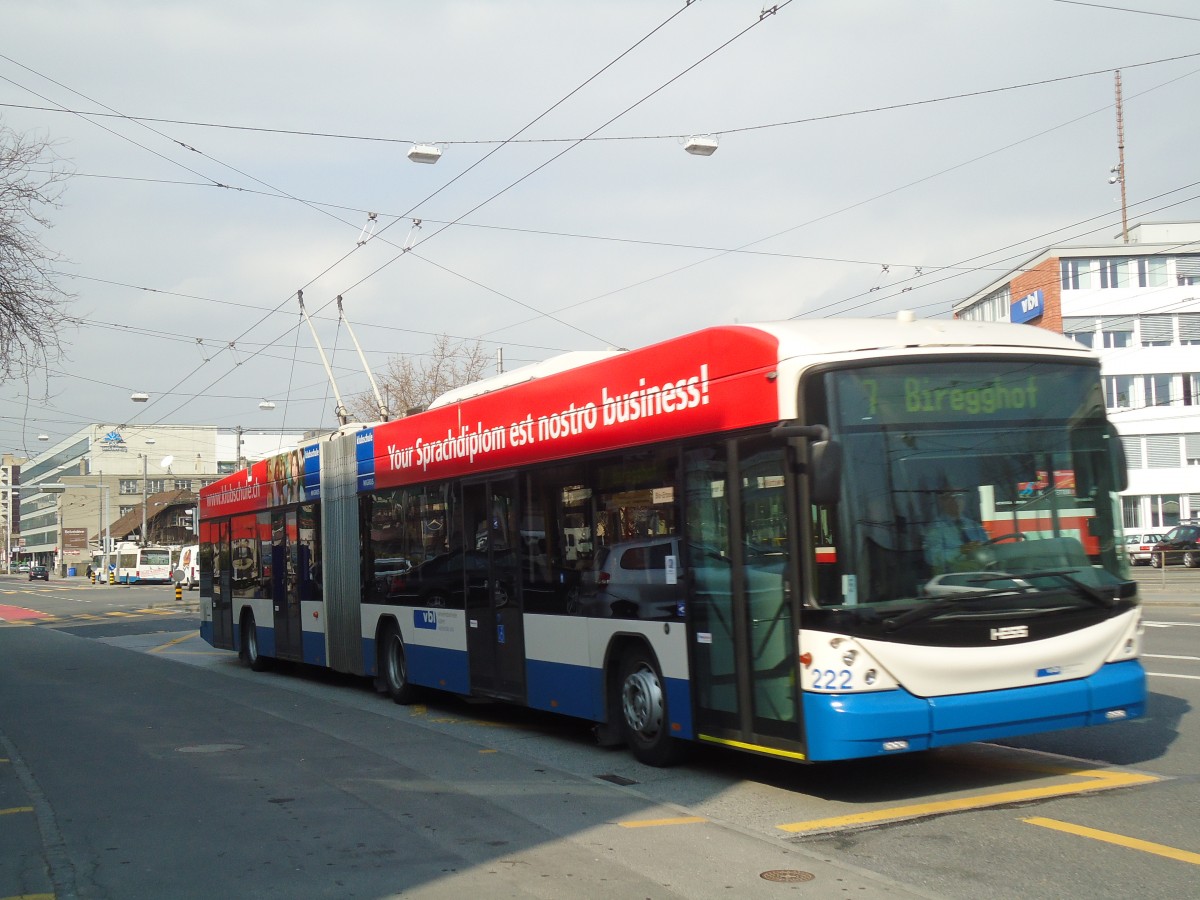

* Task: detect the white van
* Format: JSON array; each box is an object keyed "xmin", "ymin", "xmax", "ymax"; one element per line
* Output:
[{"xmin": 176, "ymin": 545, "xmax": 200, "ymax": 590}]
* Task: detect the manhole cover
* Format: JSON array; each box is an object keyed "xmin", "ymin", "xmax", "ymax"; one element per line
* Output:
[
  {"xmin": 175, "ymin": 743, "xmax": 245, "ymax": 754},
  {"xmin": 760, "ymin": 870, "xmax": 816, "ymax": 883},
  {"xmin": 596, "ymin": 773, "xmax": 639, "ymax": 786}
]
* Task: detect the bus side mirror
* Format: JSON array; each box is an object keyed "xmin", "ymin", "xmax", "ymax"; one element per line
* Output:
[
  {"xmin": 808, "ymin": 439, "xmax": 842, "ymax": 507},
  {"xmin": 770, "ymin": 422, "xmax": 842, "ymax": 507},
  {"xmin": 1108, "ymin": 423, "xmax": 1129, "ymax": 492}
]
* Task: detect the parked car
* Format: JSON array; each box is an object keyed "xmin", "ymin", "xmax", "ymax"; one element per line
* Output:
[
  {"xmin": 1150, "ymin": 523, "xmax": 1200, "ymax": 568},
  {"xmin": 1124, "ymin": 532, "xmax": 1164, "ymax": 566},
  {"xmin": 28, "ymin": 565, "xmax": 49, "ymax": 581}
]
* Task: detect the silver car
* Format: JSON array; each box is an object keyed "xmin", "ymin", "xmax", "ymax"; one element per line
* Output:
[{"xmin": 1125, "ymin": 532, "xmax": 1163, "ymax": 566}]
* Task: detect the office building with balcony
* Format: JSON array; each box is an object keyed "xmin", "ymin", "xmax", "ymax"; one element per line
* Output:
[{"xmin": 955, "ymin": 220, "xmax": 1200, "ymax": 532}]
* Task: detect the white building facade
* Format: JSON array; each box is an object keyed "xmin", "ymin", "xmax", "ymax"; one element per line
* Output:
[{"xmin": 955, "ymin": 221, "xmax": 1200, "ymax": 532}]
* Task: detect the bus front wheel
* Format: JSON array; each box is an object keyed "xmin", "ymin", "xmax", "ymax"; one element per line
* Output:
[
  {"xmin": 380, "ymin": 624, "xmax": 417, "ymax": 705},
  {"xmin": 618, "ymin": 647, "xmax": 683, "ymax": 767}
]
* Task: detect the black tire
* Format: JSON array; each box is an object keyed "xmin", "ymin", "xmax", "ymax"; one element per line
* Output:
[
  {"xmin": 617, "ymin": 646, "xmax": 683, "ymax": 767},
  {"xmin": 239, "ymin": 612, "xmax": 269, "ymax": 671},
  {"xmin": 380, "ymin": 623, "xmax": 417, "ymax": 705},
  {"xmin": 1185, "ymin": 551, "xmax": 1199, "ymax": 569},
  {"xmin": 1150, "ymin": 553, "xmax": 1163, "ymax": 569}
]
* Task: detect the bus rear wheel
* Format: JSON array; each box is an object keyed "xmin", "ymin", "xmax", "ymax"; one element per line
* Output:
[
  {"xmin": 618, "ymin": 647, "xmax": 683, "ymax": 767},
  {"xmin": 380, "ymin": 624, "xmax": 417, "ymax": 705},
  {"xmin": 239, "ymin": 612, "xmax": 269, "ymax": 672}
]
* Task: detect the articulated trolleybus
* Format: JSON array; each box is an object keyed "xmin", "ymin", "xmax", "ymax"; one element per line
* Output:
[{"xmin": 199, "ymin": 317, "xmax": 1145, "ymax": 765}]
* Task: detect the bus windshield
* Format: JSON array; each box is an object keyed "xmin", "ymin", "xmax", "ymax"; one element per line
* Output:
[{"xmin": 813, "ymin": 359, "xmax": 1129, "ymax": 611}]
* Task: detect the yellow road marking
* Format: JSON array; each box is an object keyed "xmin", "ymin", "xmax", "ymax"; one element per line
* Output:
[
  {"xmin": 1024, "ymin": 817, "xmax": 1200, "ymax": 865},
  {"xmin": 0, "ymin": 894, "xmax": 56, "ymax": 900},
  {"xmin": 150, "ymin": 634, "xmax": 199, "ymax": 654},
  {"xmin": 104, "ymin": 611, "xmax": 138, "ymax": 617},
  {"xmin": 618, "ymin": 816, "xmax": 708, "ymax": 828},
  {"xmin": 778, "ymin": 768, "xmax": 1158, "ymax": 834},
  {"xmin": 0, "ymin": 806, "xmax": 33, "ymax": 816}
]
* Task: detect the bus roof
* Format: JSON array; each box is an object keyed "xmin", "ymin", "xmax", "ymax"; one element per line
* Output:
[
  {"xmin": 429, "ymin": 317, "xmax": 1089, "ymax": 408},
  {"xmin": 754, "ymin": 316, "xmax": 1088, "ymax": 360}
]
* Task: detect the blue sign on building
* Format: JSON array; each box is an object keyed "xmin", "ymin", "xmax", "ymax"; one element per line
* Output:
[{"xmin": 1011, "ymin": 288, "xmax": 1044, "ymax": 324}]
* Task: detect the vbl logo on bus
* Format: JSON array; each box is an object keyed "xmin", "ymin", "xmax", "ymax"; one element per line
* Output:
[{"xmin": 415, "ymin": 610, "xmax": 438, "ymax": 630}]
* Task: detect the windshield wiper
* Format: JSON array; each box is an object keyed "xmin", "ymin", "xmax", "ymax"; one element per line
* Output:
[
  {"xmin": 1014, "ymin": 569, "xmax": 1131, "ymax": 608},
  {"xmin": 881, "ymin": 585, "xmax": 1031, "ymax": 633}
]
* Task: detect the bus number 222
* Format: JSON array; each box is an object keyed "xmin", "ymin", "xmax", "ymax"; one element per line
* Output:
[{"xmin": 811, "ymin": 669, "xmax": 853, "ymax": 690}]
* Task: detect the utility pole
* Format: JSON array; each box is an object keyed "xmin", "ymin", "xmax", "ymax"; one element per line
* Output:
[
  {"xmin": 236, "ymin": 425, "xmax": 245, "ymax": 470},
  {"xmin": 1114, "ymin": 69, "xmax": 1129, "ymax": 244},
  {"xmin": 141, "ymin": 453, "xmax": 148, "ymax": 545}
]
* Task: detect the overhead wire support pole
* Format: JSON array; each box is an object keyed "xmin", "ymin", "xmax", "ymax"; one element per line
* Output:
[
  {"xmin": 336, "ymin": 295, "xmax": 389, "ymax": 422},
  {"xmin": 297, "ymin": 289, "xmax": 350, "ymax": 426},
  {"xmin": 1115, "ymin": 69, "xmax": 1129, "ymax": 244}
]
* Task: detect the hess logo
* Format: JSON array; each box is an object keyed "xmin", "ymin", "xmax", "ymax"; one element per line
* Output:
[{"xmin": 990, "ymin": 625, "xmax": 1029, "ymax": 641}]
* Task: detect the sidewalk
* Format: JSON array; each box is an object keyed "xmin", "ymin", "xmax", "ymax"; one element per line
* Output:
[{"xmin": 1134, "ymin": 572, "xmax": 1199, "ymax": 605}]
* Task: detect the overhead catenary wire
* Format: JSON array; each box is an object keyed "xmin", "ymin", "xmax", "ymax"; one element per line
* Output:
[{"xmin": 4, "ymin": 46, "xmax": 1200, "ymax": 146}]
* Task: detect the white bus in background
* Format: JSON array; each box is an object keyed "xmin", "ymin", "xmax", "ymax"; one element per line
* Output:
[
  {"xmin": 111, "ymin": 542, "xmax": 173, "ymax": 584},
  {"xmin": 175, "ymin": 544, "xmax": 200, "ymax": 590}
]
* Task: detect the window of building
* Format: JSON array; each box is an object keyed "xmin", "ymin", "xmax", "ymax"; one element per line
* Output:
[
  {"xmin": 174, "ymin": 479, "xmax": 192, "ymax": 491},
  {"xmin": 1122, "ymin": 496, "xmax": 1140, "ymax": 530},
  {"xmin": 1176, "ymin": 257, "xmax": 1200, "ymax": 286},
  {"xmin": 1146, "ymin": 435, "xmax": 1181, "ymax": 468},
  {"xmin": 1186, "ymin": 374, "xmax": 1200, "ymax": 407},
  {"xmin": 119, "ymin": 479, "xmax": 139, "ymax": 495},
  {"xmin": 959, "ymin": 286, "xmax": 1010, "ymax": 322},
  {"xmin": 1143, "ymin": 374, "xmax": 1174, "ymax": 408},
  {"xmin": 146, "ymin": 479, "xmax": 166, "ymax": 493},
  {"xmin": 1186, "ymin": 435, "xmax": 1200, "ymax": 466},
  {"xmin": 1060, "ymin": 259, "xmax": 1093, "ymax": 290},
  {"xmin": 1103, "ymin": 375, "xmax": 1134, "ymax": 408},
  {"xmin": 217, "ymin": 462, "xmax": 236, "ymax": 475},
  {"xmin": 1099, "ymin": 258, "xmax": 1132, "ymax": 288},
  {"xmin": 1139, "ymin": 315, "xmax": 1174, "ymax": 346},
  {"xmin": 119, "ymin": 505, "xmax": 137, "ymax": 516},
  {"xmin": 1137, "ymin": 256, "xmax": 1167, "ymax": 287},
  {"xmin": 1180, "ymin": 314, "xmax": 1200, "ymax": 345},
  {"xmin": 1150, "ymin": 495, "xmax": 1180, "ymax": 529},
  {"xmin": 1099, "ymin": 316, "xmax": 1133, "ymax": 348},
  {"xmin": 1121, "ymin": 435, "xmax": 1143, "ymax": 468},
  {"xmin": 1062, "ymin": 317, "xmax": 1095, "ymax": 347}
]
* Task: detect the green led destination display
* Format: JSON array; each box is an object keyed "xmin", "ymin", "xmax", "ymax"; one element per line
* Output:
[{"xmin": 833, "ymin": 362, "xmax": 1102, "ymax": 427}]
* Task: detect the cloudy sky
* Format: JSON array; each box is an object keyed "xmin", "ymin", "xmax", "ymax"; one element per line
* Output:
[{"xmin": 3, "ymin": 0, "xmax": 1199, "ymax": 458}]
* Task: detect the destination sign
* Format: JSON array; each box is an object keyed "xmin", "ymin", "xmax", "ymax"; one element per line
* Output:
[{"xmin": 835, "ymin": 362, "xmax": 1101, "ymax": 426}]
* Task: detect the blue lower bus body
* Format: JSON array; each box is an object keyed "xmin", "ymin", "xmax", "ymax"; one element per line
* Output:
[
  {"xmin": 802, "ymin": 659, "xmax": 1146, "ymax": 761},
  {"xmin": 207, "ymin": 613, "xmax": 1142, "ymax": 763}
]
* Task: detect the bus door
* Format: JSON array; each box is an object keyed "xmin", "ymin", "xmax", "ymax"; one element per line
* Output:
[
  {"xmin": 212, "ymin": 520, "xmax": 234, "ymax": 648},
  {"xmin": 685, "ymin": 437, "xmax": 803, "ymax": 755},
  {"xmin": 462, "ymin": 477, "xmax": 526, "ymax": 701},
  {"xmin": 271, "ymin": 511, "xmax": 303, "ymax": 660}
]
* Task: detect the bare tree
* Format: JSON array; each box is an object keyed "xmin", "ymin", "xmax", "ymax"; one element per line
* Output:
[
  {"xmin": 0, "ymin": 120, "xmax": 72, "ymax": 382},
  {"xmin": 348, "ymin": 334, "xmax": 491, "ymax": 421}
]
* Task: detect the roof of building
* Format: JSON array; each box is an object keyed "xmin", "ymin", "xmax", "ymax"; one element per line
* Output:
[{"xmin": 97, "ymin": 489, "xmax": 196, "ymax": 543}]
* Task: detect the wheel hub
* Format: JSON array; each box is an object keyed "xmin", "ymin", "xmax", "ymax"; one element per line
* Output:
[{"xmin": 622, "ymin": 666, "xmax": 664, "ymax": 737}]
